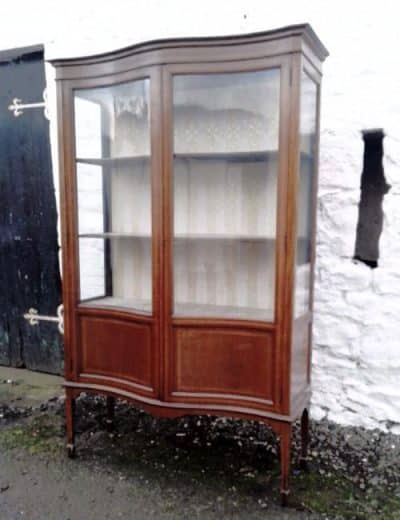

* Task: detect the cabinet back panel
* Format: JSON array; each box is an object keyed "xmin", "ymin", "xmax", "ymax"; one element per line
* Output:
[
  {"xmin": 111, "ymin": 238, "xmax": 152, "ymax": 302},
  {"xmin": 174, "ymin": 158, "xmax": 278, "ymax": 237},
  {"xmin": 171, "ymin": 327, "xmax": 274, "ymax": 402},
  {"xmin": 111, "ymin": 164, "xmax": 151, "ymax": 234},
  {"xmin": 79, "ymin": 316, "xmax": 153, "ymax": 389},
  {"xmin": 174, "ymin": 239, "xmax": 275, "ymax": 313}
]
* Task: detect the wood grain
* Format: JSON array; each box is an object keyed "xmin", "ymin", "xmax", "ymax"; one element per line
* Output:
[
  {"xmin": 79, "ymin": 315, "xmax": 155, "ymax": 394},
  {"xmin": 172, "ymin": 327, "xmax": 274, "ymax": 401},
  {"xmin": 54, "ymin": 24, "xmax": 328, "ymax": 503}
]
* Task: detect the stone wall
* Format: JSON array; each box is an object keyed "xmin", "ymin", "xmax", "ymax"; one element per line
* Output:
[{"xmin": 0, "ymin": 0, "xmax": 399, "ymax": 431}]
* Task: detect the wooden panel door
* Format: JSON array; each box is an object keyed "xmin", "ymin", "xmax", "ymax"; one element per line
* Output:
[{"xmin": 0, "ymin": 46, "xmax": 62, "ymax": 373}]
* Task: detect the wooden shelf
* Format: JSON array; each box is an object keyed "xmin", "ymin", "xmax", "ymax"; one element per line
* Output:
[
  {"xmin": 76, "ymin": 151, "xmax": 311, "ymax": 167},
  {"xmin": 174, "ymin": 150, "xmax": 277, "ymax": 163},
  {"xmin": 76, "ymin": 150, "xmax": 279, "ymax": 167},
  {"xmin": 175, "ymin": 233, "xmax": 275, "ymax": 241},
  {"xmin": 79, "ymin": 232, "xmax": 150, "ymax": 239},
  {"xmin": 80, "ymin": 296, "xmax": 151, "ymax": 313},
  {"xmin": 174, "ymin": 301, "xmax": 274, "ymax": 321},
  {"xmin": 79, "ymin": 296, "xmax": 272, "ymax": 321},
  {"xmin": 76, "ymin": 156, "xmax": 149, "ymax": 167},
  {"xmin": 79, "ymin": 232, "xmax": 276, "ymax": 241}
]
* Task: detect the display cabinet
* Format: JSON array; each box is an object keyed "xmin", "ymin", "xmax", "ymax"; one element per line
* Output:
[{"xmin": 51, "ymin": 23, "xmax": 328, "ymax": 504}]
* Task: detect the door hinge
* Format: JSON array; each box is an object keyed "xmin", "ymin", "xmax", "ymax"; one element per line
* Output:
[
  {"xmin": 8, "ymin": 88, "xmax": 49, "ymax": 120},
  {"xmin": 23, "ymin": 304, "xmax": 64, "ymax": 334}
]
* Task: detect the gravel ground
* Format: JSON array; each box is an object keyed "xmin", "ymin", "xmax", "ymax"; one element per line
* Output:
[{"xmin": 0, "ymin": 388, "xmax": 400, "ymax": 519}]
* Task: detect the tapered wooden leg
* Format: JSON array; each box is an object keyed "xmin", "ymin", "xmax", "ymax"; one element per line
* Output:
[
  {"xmin": 279, "ymin": 423, "xmax": 291, "ymax": 507},
  {"xmin": 300, "ymin": 408, "xmax": 309, "ymax": 471},
  {"xmin": 105, "ymin": 396, "xmax": 115, "ymax": 432},
  {"xmin": 65, "ymin": 390, "xmax": 76, "ymax": 458}
]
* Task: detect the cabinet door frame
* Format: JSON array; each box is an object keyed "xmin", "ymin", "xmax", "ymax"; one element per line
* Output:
[
  {"xmin": 160, "ymin": 55, "xmax": 292, "ymax": 411},
  {"xmin": 58, "ymin": 66, "xmax": 163, "ymax": 397}
]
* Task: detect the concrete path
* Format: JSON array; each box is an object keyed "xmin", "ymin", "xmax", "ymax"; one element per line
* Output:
[
  {"xmin": 1, "ymin": 366, "xmax": 399, "ymax": 519},
  {"xmin": 0, "ymin": 366, "xmax": 63, "ymax": 407}
]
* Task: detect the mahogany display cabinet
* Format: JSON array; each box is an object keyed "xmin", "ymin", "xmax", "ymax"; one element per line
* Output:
[{"xmin": 51, "ymin": 23, "xmax": 328, "ymax": 504}]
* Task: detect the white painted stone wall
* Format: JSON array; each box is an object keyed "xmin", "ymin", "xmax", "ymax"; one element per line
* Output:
[{"xmin": 0, "ymin": 0, "xmax": 399, "ymax": 432}]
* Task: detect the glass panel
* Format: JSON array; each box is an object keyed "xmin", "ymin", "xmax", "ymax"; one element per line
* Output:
[
  {"xmin": 172, "ymin": 70, "xmax": 280, "ymax": 321},
  {"xmin": 294, "ymin": 72, "xmax": 318, "ymax": 317},
  {"xmin": 74, "ymin": 79, "xmax": 152, "ymax": 313}
]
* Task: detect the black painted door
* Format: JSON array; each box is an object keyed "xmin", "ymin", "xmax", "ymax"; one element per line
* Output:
[{"xmin": 0, "ymin": 47, "xmax": 63, "ymax": 374}]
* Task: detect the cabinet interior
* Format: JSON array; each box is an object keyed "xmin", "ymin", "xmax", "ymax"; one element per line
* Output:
[{"xmin": 75, "ymin": 69, "xmax": 283, "ymax": 321}]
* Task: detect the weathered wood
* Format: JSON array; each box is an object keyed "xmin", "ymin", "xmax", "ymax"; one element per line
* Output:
[{"xmin": 0, "ymin": 48, "xmax": 63, "ymax": 374}]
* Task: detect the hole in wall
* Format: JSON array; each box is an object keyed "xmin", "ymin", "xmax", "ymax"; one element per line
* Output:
[{"xmin": 354, "ymin": 129, "xmax": 390, "ymax": 268}]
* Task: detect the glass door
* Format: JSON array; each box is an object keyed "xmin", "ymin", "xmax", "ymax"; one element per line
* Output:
[
  {"xmin": 74, "ymin": 78, "xmax": 153, "ymax": 314},
  {"xmin": 171, "ymin": 68, "xmax": 280, "ymax": 321}
]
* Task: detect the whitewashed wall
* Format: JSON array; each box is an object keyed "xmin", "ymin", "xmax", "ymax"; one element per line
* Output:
[{"xmin": 1, "ymin": 0, "xmax": 399, "ymax": 432}]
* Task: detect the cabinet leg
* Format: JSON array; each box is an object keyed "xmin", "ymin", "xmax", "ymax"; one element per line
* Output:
[
  {"xmin": 65, "ymin": 391, "xmax": 76, "ymax": 458},
  {"xmin": 106, "ymin": 396, "xmax": 115, "ymax": 432},
  {"xmin": 279, "ymin": 423, "xmax": 291, "ymax": 507},
  {"xmin": 300, "ymin": 408, "xmax": 309, "ymax": 471}
]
